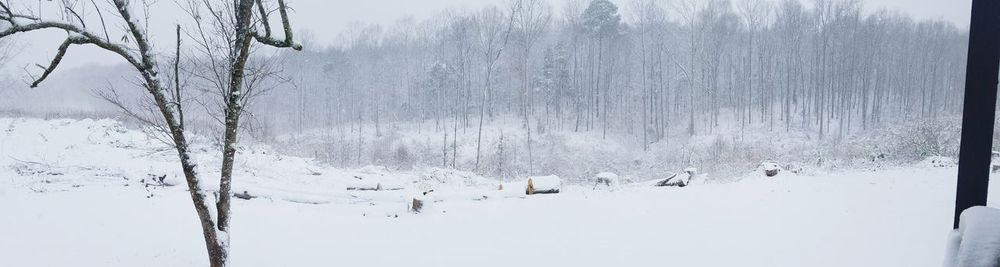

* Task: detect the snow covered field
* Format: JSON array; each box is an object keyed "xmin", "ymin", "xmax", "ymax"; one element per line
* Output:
[{"xmin": 0, "ymin": 118, "xmax": 983, "ymax": 266}]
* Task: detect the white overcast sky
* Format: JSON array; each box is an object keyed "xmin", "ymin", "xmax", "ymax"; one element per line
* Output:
[{"xmin": 1, "ymin": 0, "xmax": 972, "ymax": 75}]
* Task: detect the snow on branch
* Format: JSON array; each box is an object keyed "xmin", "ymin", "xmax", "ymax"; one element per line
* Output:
[
  {"xmin": 0, "ymin": 2, "xmax": 147, "ymax": 87},
  {"xmin": 112, "ymin": 0, "xmax": 159, "ymax": 76},
  {"xmin": 251, "ymin": 0, "xmax": 302, "ymax": 50},
  {"xmin": 0, "ymin": 2, "xmax": 13, "ymax": 21}
]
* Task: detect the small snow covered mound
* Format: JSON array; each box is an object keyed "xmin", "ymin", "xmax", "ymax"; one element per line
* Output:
[
  {"xmin": 944, "ymin": 206, "xmax": 1000, "ymax": 267},
  {"xmin": 919, "ymin": 156, "xmax": 956, "ymax": 168},
  {"xmin": 490, "ymin": 180, "xmax": 528, "ymax": 199},
  {"xmin": 527, "ymin": 175, "xmax": 560, "ymax": 194},
  {"xmin": 0, "ymin": 117, "xmax": 356, "ymax": 203},
  {"xmin": 0, "ymin": 118, "xmax": 182, "ymax": 190},
  {"xmin": 761, "ymin": 162, "xmax": 782, "ymax": 177}
]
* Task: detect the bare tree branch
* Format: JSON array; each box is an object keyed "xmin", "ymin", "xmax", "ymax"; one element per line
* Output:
[
  {"xmin": 64, "ymin": 6, "xmax": 86, "ymax": 28},
  {"xmin": 250, "ymin": 0, "xmax": 301, "ymax": 50},
  {"xmin": 254, "ymin": 0, "xmax": 271, "ymax": 37},
  {"xmin": 30, "ymin": 36, "xmax": 81, "ymax": 88},
  {"xmin": 90, "ymin": 0, "xmax": 111, "ymax": 42},
  {"xmin": 0, "ymin": 20, "xmax": 146, "ymax": 81}
]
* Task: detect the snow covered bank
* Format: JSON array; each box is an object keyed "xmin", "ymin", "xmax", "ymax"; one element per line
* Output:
[
  {"xmin": 0, "ymin": 117, "xmax": 982, "ymax": 266},
  {"xmin": 0, "ymin": 117, "xmax": 502, "ymax": 204},
  {"xmin": 273, "ymin": 115, "xmax": 963, "ymax": 185},
  {"xmin": 0, "ymin": 166, "xmax": 971, "ymax": 267}
]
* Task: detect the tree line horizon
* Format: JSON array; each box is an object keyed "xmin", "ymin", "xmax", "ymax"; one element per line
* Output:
[{"xmin": 259, "ymin": 0, "xmax": 966, "ymax": 154}]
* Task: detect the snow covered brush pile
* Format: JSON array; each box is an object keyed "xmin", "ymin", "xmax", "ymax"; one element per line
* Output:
[
  {"xmin": 0, "ymin": 117, "xmax": 508, "ymax": 202},
  {"xmin": 271, "ymin": 116, "xmax": 968, "ymax": 184},
  {"xmin": 1, "ymin": 114, "xmax": 966, "ymax": 188}
]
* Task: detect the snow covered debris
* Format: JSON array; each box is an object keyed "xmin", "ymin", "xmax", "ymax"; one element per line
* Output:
[
  {"xmin": 0, "ymin": 116, "xmax": 985, "ymax": 267},
  {"xmin": 345, "ymin": 178, "xmax": 381, "ymax": 191},
  {"xmin": 920, "ymin": 156, "xmax": 957, "ymax": 168},
  {"xmin": 527, "ymin": 175, "xmax": 561, "ymax": 194},
  {"xmin": 656, "ymin": 168, "xmax": 697, "ymax": 187},
  {"xmin": 0, "ymin": 163, "xmax": 968, "ymax": 267},
  {"xmin": 944, "ymin": 206, "xmax": 1000, "ymax": 267},
  {"xmin": 594, "ymin": 172, "xmax": 620, "ymax": 189},
  {"xmin": 496, "ymin": 180, "xmax": 528, "ymax": 198},
  {"xmin": 762, "ymin": 162, "xmax": 781, "ymax": 177}
]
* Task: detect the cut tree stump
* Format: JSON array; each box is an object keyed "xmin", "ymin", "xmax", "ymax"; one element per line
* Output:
[
  {"xmin": 410, "ymin": 198, "xmax": 424, "ymax": 213},
  {"xmin": 762, "ymin": 162, "xmax": 781, "ymax": 177}
]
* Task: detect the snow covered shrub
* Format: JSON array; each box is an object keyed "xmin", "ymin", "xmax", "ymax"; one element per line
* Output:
[
  {"xmin": 888, "ymin": 118, "xmax": 961, "ymax": 161},
  {"xmin": 488, "ymin": 131, "xmax": 515, "ymax": 178},
  {"xmin": 266, "ymin": 113, "xmax": 970, "ymax": 185},
  {"xmin": 394, "ymin": 142, "xmax": 415, "ymax": 170},
  {"xmin": 370, "ymin": 133, "xmax": 394, "ymax": 167},
  {"xmin": 532, "ymin": 134, "xmax": 572, "ymax": 179},
  {"xmin": 918, "ymin": 156, "xmax": 957, "ymax": 168},
  {"xmin": 592, "ymin": 172, "xmax": 620, "ymax": 190}
]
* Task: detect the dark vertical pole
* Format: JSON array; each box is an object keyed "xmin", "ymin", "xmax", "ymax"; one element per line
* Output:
[{"xmin": 954, "ymin": 0, "xmax": 1000, "ymax": 229}]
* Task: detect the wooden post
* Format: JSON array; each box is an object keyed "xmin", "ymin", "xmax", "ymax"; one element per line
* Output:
[{"xmin": 954, "ymin": 0, "xmax": 1000, "ymax": 229}]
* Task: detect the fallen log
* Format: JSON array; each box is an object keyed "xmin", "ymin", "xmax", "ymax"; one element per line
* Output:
[
  {"xmin": 234, "ymin": 190, "xmax": 255, "ymax": 200},
  {"xmin": 346, "ymin": 179, "xmax": 381, "ymax": 191},
  {"xmin": 527, "ymin": 175, "xmax": 561, "ymax": 195},
  {"xmin": 656, "ymin": 168, "xmax": 696, "ymax": 187}
]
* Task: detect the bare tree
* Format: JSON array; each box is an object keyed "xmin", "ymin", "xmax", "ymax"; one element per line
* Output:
[
  {"xmin": 673, "ymin": 0, "xmax": 705, "ymax": 136},
  {"xmin": 738, "ymin": 0, "xmax": 770, "ymax": 131},
  {"xmin": 0, "ymin": 0, "xmax": 301, "ymax": 266},
  {"xmin": 473, "ymin": 4, "xmax": 518, "ymax": 171},
  {"xmin": 511, "ymin": 0, "xmax": 551, "ymax": 175}
]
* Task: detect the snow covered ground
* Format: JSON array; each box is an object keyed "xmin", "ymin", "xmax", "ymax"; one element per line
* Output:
[{"xmin": 0, "ymin": 117, "xmax": 987, "ymax": 266}]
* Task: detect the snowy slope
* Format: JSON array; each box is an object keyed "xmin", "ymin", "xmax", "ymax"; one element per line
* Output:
[
  {"xmin": 0, "ymin": 117, "xmax": 983, "ymax": 266},
  {"xmin": 0, "ymin": 118, "xmax": 504, "ymax": 205}
]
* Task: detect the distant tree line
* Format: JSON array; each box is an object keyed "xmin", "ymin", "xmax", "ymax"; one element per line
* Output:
[{"xmin": 258, "ymin": 0, "xmax": 967, "ymax": 167}]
